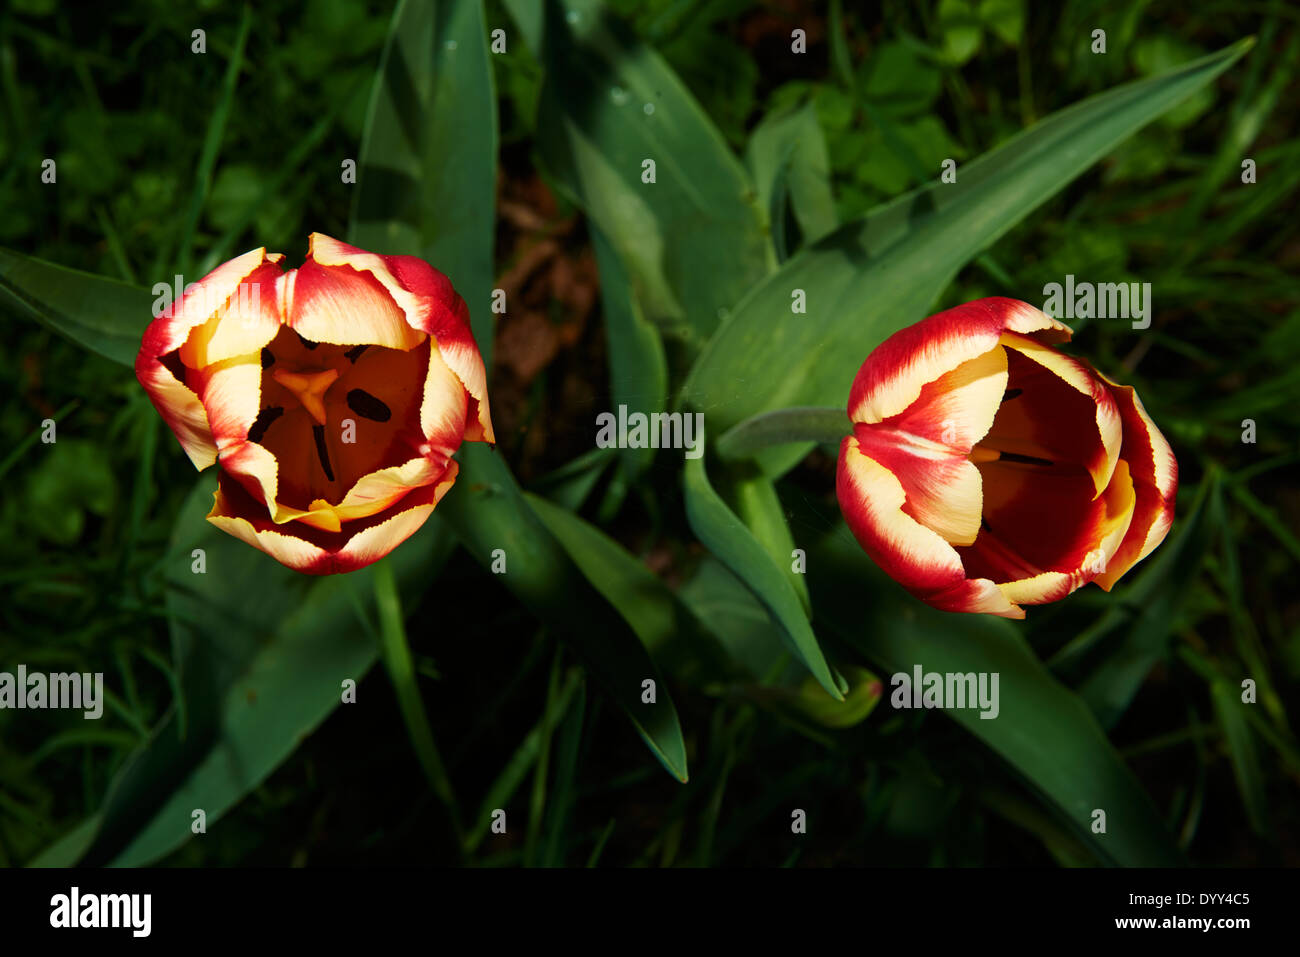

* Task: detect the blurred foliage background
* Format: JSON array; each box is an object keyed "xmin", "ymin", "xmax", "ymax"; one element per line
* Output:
[{"xmin": 1, "ymin": 0, "xmax": 1297, "ymax": 866}]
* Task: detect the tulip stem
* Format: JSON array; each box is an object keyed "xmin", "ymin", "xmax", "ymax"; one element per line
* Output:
[
  {"xmin": 373, "ymin": 558, "xmax": 465, "ymax": 855},
  {"xmin": 715, "ymin": 406, "xmax": 851, "ymax": 461}
]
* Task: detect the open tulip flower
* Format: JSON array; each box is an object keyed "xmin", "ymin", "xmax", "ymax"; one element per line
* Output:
[
  {"xmin": 836, "ymin": 297, "xmax": 1176, "ymax": 619},
  {"xmin": 136, "ymin": 233, "xmax": 494, "ymax": 574}
]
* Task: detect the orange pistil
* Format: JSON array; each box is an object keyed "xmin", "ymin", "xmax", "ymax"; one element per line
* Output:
[{"xmin": 271, "ymin": 367, "xmax": 339, "ymax": 425}]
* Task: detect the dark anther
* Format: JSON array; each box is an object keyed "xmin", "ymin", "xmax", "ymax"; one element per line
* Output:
[
  {"xmin": 312, "ymin": 424, "xmax": 335, "ymax": 481},
  {"xmin": 1001, "ymin": 388, "xmax": 1023, "ymax": 402},
  {"xmin": 248, "ymin": 406, "xmax": 284, "ymax": 444},
  {"xmin": 261, "ymin": 347, "xmax": 275, "ymax": 369},
  {"xmin": 344, "ymin": 344, "xmax": 369, "ymax": 363},
  {"xmin": 998, "ymin": 451, "xmax": 1054, "ymax": 467},
  {"xmin": 346, "ymin": 389, "xmax": 391, "ymax": 422},
  {"xmin": 296, "ymin": 330, "xmax": 320, "ymax": 350},
  {"xmin": 981, "ymin": 517, "xmax": 992, "ymax": 532}
]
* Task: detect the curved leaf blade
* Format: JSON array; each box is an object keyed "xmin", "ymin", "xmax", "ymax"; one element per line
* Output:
[
  {"xmin": 683, "ymin": 454, "xmax": 842, "ymax": 699},
  {"xmin": 520, "ymin": 0, "xmax": 772, "ymax": 346},
  {"xmin": 443, "ymin": 445, "xmax": 689, "ymax": 782},
  {"xmin": 0, "ymin": 248, "xmax": 148, "ymax": 367}
]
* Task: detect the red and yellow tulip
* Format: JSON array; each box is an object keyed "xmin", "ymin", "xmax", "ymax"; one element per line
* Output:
[
  {"xmin": 836, "ymin": 297, "xmax": 1176, "ymax": 618},
  {"xmin": 136, "ymin": 233, "xmax": 494, "ymax": 574}
]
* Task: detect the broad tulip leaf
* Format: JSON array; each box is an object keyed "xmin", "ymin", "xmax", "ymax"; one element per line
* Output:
[
  {"xmin": 682, "ymin": 40, "xmax": 1252, "ymax": 475},
  {"xmin": 683, "ymin": 454, "xmax": 843, "ymax": 700},
  {"xmin": 677, "ymin": 556, "xmax": 792, "ymax": 682},
  {"xmin": 441, "ymin": 445, "xmax": 689, "ymax": 782},
  {"xmin": 74, "ymin": 478, "xmax": 452, "ymax": 866},
  {"xmin": 0, "ymin": 248, "xmax": 149, "ymax": 367},
  {"xmin": 745, "ymin": 101, "xmax": 838, "ymax": 258},
  {"xmin": 805, "ymin": 510, "xmax": 1184, "ymax": 867},
  {"xmin": 348, "ymin": 0, "xmax": 498, "ymax": 363},
  {"xmin": 591, "ymin": 225, "xmax": 667, "ymax": 480},
  {"xmin": 511, "ymin": 0, "xmax": 773, "ymax": 347},
  {"xmin": 722, "ymin": 468, "xmax": 811, "ymax": 615},
  {"xmin": 526, "ymin": 491, "xmax": 732, "ymax": 684}
]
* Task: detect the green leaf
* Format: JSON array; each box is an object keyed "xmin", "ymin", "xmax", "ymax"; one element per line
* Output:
[
  {"xmin": 683, "ymin": 453, "xmax": 842, "ymax": 699},
  {"xmin": 514, "ymin": 0, "xmax": 772, "ymax": 347},
  {"xmin": 373, "ymin": 558, "xmax": 463, "ymax": 845},
  {"xmin": 591, "ymin": 224, "xmax": 667, "ymax": 479},
  {"xmin": 978, "ymin": 0, "xmax": 1025, "ymax": 47},
  {"xmin": 23, "ymin": 438, "xmax": 115, "ymax": 544},
  {"xmin": 682, "ymin": 39, "xmax": 1252, "ymax": 476},
  {"xmin": 527, "ymin": 491, "xmax": 733, "ymax": 684},
  {"xmin": 75, "ymin": 477, "xmax": 453, "ymax": 866},
  {"xmin": 805, "ymin": 514, "xmax": 1184, "ymax": 867},
  {"xmin": 441, "ymin": 444, "xmax": 689, "ymax": 782},
  {"xmin": 677, "ymin": 556, "xmax": 791, "ymax": 681},
  {"xmin": 722, "ymin": 468, "xmax": 810, "ymax": 615},
  {"xmin": 348, "ymin": 0, "xmax": 499, "ymax": 363},
  {"xmin": 745, "ymin": 101, "xmax": 838, "ymax": 258},
  {"xmin": 936, "ymin": 0, "xmax": 982, "ymax": 66},
  {"xmin": 1211, "ymin": 679, "xmax": 1271, "ymax": 837},
  {"xmin": 0, "ymin": 247, "xmax": 149, "ymax": 366}
]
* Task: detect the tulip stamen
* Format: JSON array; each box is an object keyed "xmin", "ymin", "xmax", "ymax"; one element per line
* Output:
[
  {"xmin": 968, "ymin": 444, "xmax": 1054, "ymax": 467},
  {"xmin": 261, "ymin": 347, "xmax": 275, "ymax": 369},
  {"xmin": 998, "ymin": 451, "xmax": 1054, "ymax": 467},
  {"xmin": 248, "ymin": 406, "xmax": 284, "ymax": 444},
  {"xmin": 1001, "ymin": 388, "xmax": 1023, "ymax": 402},
  {"xmin": 312, "ymin": 424, "xmax": 335, "ymax": 482},
  {"xmin": 296, "ymin": 330, "xmax": 320, "ymax": 350},
  {"xmin": 344, "ymin": 345, "xmax": 369, "ymax": 363},
  {"xmin": 346, "ymin": 389, "xmax": 392, "ymax": 422}
]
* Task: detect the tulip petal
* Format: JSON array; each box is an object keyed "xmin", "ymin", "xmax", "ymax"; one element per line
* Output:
[
  {"xmin": 136, "ymin": 247, "xmax": 280, "ymax": 470},
  {"xmin": 837, "ymin": 436, "xmax": 1024, "ymax": 618},
  {"xmin": 287, "ymin": 258, "xmax": 426, "ymax": 351},
  {"xmin": 307, "ymin": 232, "xmax": 495, "ymax": 444},
  {"xmin": 854, "ymin": 346, "xmax": 1008, "ymax": 546},
  {"xmin": 848, "ymin": 297, "xmax": 1070, "ymax": 426},
  {"xmin": 418, "ymin": 331, "xmax": 471, "ymax": 459},
  {"xmin": 134, "ymin": 359, "xmax": 216, "ymax": 469},
  {"xmin": 207, "ymin": 463, "xmax": 458, "ymax": 575},
  {"xmin": 177, "ymin": 260, "xmax": 284, "ymax": 368},
  {"xmin": 191, "ymin": 356, "xmax": 264, "ymax": 451},
  {"xmin": 1092, "ymin": 379, "xmax": 1178, "ymax": 590}
]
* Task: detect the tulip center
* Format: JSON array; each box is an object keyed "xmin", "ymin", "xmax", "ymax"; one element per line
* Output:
[
  {"xmin": 247, "ymin": 326, "xmax": 430, "ymax": 510},
  {"xmin": 957, "ymin": 344, "xmax": 1123, "ymax": 584}
]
